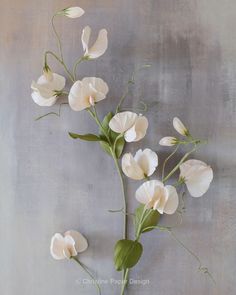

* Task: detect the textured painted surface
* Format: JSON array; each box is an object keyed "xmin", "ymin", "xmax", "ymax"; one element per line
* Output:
[{"xmin": 0, "ymin": 0, "xmax": 235, "ymax": 294}]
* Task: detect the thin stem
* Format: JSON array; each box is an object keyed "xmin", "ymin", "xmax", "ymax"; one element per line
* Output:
[
  {"xmin": 141, "ymin": 225, "xmax": 216, "ymax": 284},
  {"xmin": 44, "ymin": 51, "xmax": 74, "ymax": 82},
  {"xmin": 163, "ymin": 144, "xmax": 197, "ymax": 183},
  {"xmin": 51, "ymin": 15, "xmax": 63, "ymax": 61},
  {"xmin": 162, "ymin": 144, "xmax": 180, "ymax": 181},
  {"xmin": 72, "ymin": 256, "xmax": 101, "ymax": 294},
  {"xmin": 120, "ymin": 268, "xmax": 129, "ymax": 295},
  {"xmin": 112, "ymin": 154, "xmax": 127, "ymax": 240},
  {"xmin": 73, "ymin": 56, "xmax": 85, "ymax": 80}
]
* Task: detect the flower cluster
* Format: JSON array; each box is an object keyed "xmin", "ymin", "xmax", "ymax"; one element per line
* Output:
[{"xmin": 32, "ymin": 6, "xmax": 214, "ymax": 295}]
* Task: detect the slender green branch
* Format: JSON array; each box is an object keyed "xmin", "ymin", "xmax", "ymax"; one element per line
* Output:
[
  {"xmin": 44, "ymin": 51, "xmax": 74, "ymax": 82},
  {"xmin": 51, "ymin": 15, "xmax": 64, "ymax": 61},
  {"xmin": 163, "ymin": 144, "xmax": 197, "ymax": 183},
  {"xmin": 73, "ymin": 56, "xmax": 86, "ymax": 80},
  {"xmin": 115, "ymin": 65, "xmax": 151, "ymax": 113},
  {"xmin": 162, "ymin": 144, "xmax": 180, "ymax": 181},
  {"xmin": 35, "ymin": 102, "xmax": 68, "ymax": 121},
  {"xmin": 141, "ymin": 225, "xmax": 216, "ymax": 284},
  {"xmin": 120, "ymin": 268, "xmax": 129, "ymax": 295},
  {"xmin": 72, "ymin": 256, "xmax": 101, "ymax": 294}
]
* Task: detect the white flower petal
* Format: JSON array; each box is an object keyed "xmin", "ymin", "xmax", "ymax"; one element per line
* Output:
[
  {"xmin": 31, "ymin": 91, "xmax": 57, "ymax": 107},
  {"xmin": 159, "ymin": 136, "xmax": 177, "ymax": 146},
  {"xmin": 31, "ymin": 73, "xmax": 65, "ymax": 107},
  {"xmin": 135, "ymin": 180, "xmax": 164, "ymax": 205},
  {"xmin": 64, "ymin": 235, "xmax": 77, "ymax": 258},
  {"xmin": 50, "ymin": 233, "xmax": 65, "ymax": 260},
  {"xmin": 68, "ymin": 80, "xmax": 90, "ymax": 111},
  {"xmin": 134, "ymin": 149, "xmax": 158, "ymax": 177},
  {"xmin": 65, "ymin": 7, "xmax": 85, "ymax": 18},
  {"xmin": 180, "ymin": 159, "xmax": 213, "ymax": 197},
  {"xmin": 82, "ymin": 77, "xmax": 109, "ymax": 102},
  {"xmin": 87, "ymin": 29, "xmax": 108, "ymax": 59},
  {"xmin": 124, "ymin": 116, "xmax": 148, "ymax": 142},
  {"xmin": 64, "ymin": 230, "xmax": 88, "ymax": 253},
  {"xmin": 164, "ymin": 185, "xmax": 179, "ymax": 214},
  {"xmin": 122, "ymin": 153, "xmax": 144, "ymax": 180},
  {"xmin": 109, "ymin": 111, "xmax": 138, "ymax": 134},
  {"xmin": 81, "ymin": 26, "xmax": 91, "ymax": 54},
  {"xmin": 173, "ymin": 117, "xmax": 188, "ymax": 136}
]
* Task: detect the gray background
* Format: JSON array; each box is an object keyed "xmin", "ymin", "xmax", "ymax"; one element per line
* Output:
[{"xmin": 0, "ymin": 0, "xmax": 235, "ymax": 294}]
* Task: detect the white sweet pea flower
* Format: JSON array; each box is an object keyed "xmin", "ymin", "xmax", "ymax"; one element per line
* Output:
[
  {"xmin": 62, "ymin": 7, "xmax": 85, "ymax": 18},
  {"xmin": 82, "ymin": 26, "xmax": 108, "ymax": 59},
  {"xmin": 179, "ymin": 159, "xmax": 213, "ymax": 198},
  {"xmin": 159, "ymin": 136, "xmax": 178, "ymax": 146},
  {"xmin": 109, "ymin": 111, "xmax": 148, "ymax": 142},
  {"xmin": 31, "ymin": 73, "xmax": 66, "ymax": 106},
  {"xmin": 68, "ymin": 77, "xmax": 109, "ymax": 111},
  {"xmin": 136, "ymin": 180, "xmax": 179, "ymax": 215},
  {"xmin": 173, "ymin": 117, "xmax": 189, "ymax": 136},
  {"xmin": 122, "ymin": 149, "xmax": 158, "ymax": 180},
  {"xmin": 50, "ymin": 230, "xmax": 88, "ymax": 260}
]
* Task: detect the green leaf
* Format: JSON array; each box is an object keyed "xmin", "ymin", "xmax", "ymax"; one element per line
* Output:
[
  {"xmin": 100, "ymin": 112, "xmax": 113, "ymax": 135},
  {"xmin": 68, "ymin": 132, "xmax": 104, "ymax": 142},
  {"xmin": 115, "ymin": 136, "xmax": 125, "ymax": 158},
  {"xmin": 135, "ymin": 205, "xmax": 160, "ymax": 234},
  {"xmin": 99, "ymin": 112, "xmax": 125, "ymax": 158},
  {"xmin": 114, "ymin": 239, "xmax": 143, "ymax": 271},
  {"xmin": 100, "ymin": 141, "xmax": 112, "ymax": 156}
]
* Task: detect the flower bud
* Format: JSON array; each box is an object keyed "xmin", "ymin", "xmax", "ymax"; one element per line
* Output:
[
  {"xmin": 159, "ymin": 136, "xmax": 178, "ymax": 146},
  {"xmin": 43, "ymin": 65, "xmax": 53, "ymax": 82},
  {"xmin": 173, "ymin": 117, "xmax": 189, "ymax": 136},
  {"xmin": 62, "ymin": 7, "xmax": 85, "ymax": 18}
]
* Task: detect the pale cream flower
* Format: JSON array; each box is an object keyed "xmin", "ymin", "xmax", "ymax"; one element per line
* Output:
[
  {"xmin": 82, "ymin": 26, "xmax": 108, "ymax": 59},
  {"xmin": 68, "ymin": 77, "xmax": 109, "ymax": 111},
  {"xmin": 179, "ymin": 159, "xmax": 213, "ymax": 197},
  {"xmin": 135, "ymin": 180, "xmax": 179, "ymax": 215},
  {"xmin": 109, "ymin": 111, "xmax": 148, "ymax": 142},
  {"xmin": 122, "ymin": 149, "xmax": 158, "ymax": 180},
  {"xmin": 50, "ymin": 230, "xmax": 88, "ymax": 260},
  {"xmin": 31, "ymin": 73, "xmax": 66, "ymax": 106}
]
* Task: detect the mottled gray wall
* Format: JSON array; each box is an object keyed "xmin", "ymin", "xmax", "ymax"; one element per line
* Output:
[{"xmin": 0, "ymin": 0, "xmax": 235, "ymax": 294}]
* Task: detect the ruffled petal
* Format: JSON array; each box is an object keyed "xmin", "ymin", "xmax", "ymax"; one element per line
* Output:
[
  {"xmin": 109, "ymin": 111, "xmax": 138, "ymax": 134},
  {"xmin": 134, "ymin": 149, "xmax": 158, "ymax": 177},
  {"xmin": 64, "ymin": 235, "xmax": 77, "ymax": 258},
  {"xmin": 164, "ymin": 185, "xmax": 179, "ymax": 214},
  {"xmin": 81, "ymin": 26, "xmax": 91, "ymax": 54},
  {"xmin": 124, "ymin": 116, "xmax": 148, "ymax": 142},
  {"xmin": 82, "ymin": 77, "xmax": 109, "ymax": 102},
  {"xmin": 50, "ymin": 233, "xmax": 65, "ymax": 260},
  {"xmin": 121, "ymin": 153, "xmax": 144, "ymax": 180},
  {"xmin": 87, "ymin": 29, "xmax": 108, "ymax": 59},
  {"xmin": 68, "ymin": 80, "xmax": 91, "ymax": 111},
  {"xmin": 180, "ymin": 159, "xmax": 213, "ymax": 197},
  {"xmin": 135, "ymin": 180, "xmax": 163, "ymax": 205},
  {"xmin": 64, "ymin": 230, "xmax": 88, "ymax": 253},
  {"xmin": 31, "ymin": 91, "xmax": 57, "ymax": 107}
]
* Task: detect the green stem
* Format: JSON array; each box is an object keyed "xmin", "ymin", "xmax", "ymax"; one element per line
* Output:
[
  {"xmin": 163, "ymin": 144, "xmax": 197, "ymax": 183},
  {"xmin": 72, "ymin": 257, "xmax": 101, "ymax": 295},
  {"xmin": 120, "ymin": 268, "xmax": 129, "ymax": 295},
  {"xmin": 51, "ymin": 15, "xmax": 64, "ymax": 61},
  {"xmin": 162, "ymin": 144, "xmax": 179, "ymax": 181},
  {"xmin": 44, "ymin": 51, "xmax": 74, "ymax": 82},
  {"xmin": 112, "ymin": 153, "xmax": 127, "ymax": 240},
  {"xmin": 73, "ymin": 56, "xmax": 85, "ymax": 80}
]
